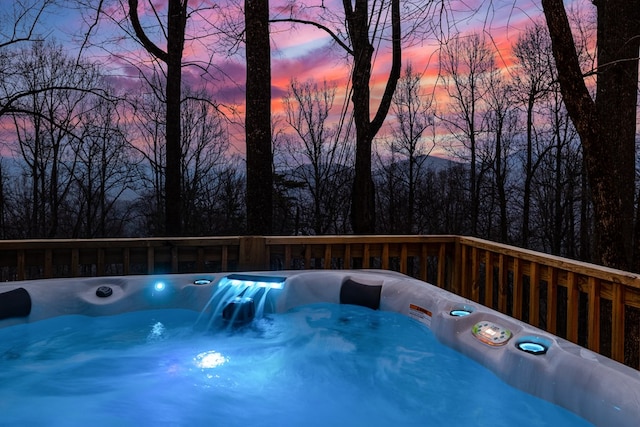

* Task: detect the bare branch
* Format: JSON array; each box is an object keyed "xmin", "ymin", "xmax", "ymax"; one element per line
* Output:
[
  {"xmin": 127, "ymin": 0, "xmax": 168, "ymax": 62},
  {"xmin": 0, "ymin": 0, "xmax": 54, "ymax": 48},
  {"xmin": 270, "ymin": 18, "xmax": 353, "ymax": 55}
]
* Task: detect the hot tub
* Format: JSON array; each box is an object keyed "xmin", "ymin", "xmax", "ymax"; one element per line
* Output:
[{"xmin": 1, "ymin": 270, "xmax": 639, "ymax": 426}]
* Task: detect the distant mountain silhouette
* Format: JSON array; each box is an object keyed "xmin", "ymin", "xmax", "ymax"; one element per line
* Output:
[{"xmin": 378, "ymin": 154, "xmax": 463, "ymax": 174}]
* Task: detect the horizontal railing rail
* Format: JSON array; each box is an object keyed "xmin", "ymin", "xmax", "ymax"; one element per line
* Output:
[{"xmin": 1, "ymin": 235, "xmax": 638, "ymax": 369}]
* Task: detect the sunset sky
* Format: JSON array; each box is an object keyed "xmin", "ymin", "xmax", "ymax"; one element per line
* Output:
[
  {"xmin": 3, "ymin": 0, "xmax": 586, "ymax": 155},
  {"xmin": 40, "ymin": 0, "xmax": 547, "ymax": 96}
]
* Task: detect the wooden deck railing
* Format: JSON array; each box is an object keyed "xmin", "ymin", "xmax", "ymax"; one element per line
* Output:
[{"xmin": 1, "ymin": 235, "xmax": 639, "ymax": 369}]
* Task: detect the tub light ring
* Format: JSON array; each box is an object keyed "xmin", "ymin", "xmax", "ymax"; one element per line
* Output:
[
  {"xmin": 516, "ymin": 336, "xmax": 551, "ymax": 355},
  {"xmin": 449, "ymin": 304, "xmax": 476, "ymax": 317},
  {"xmin": 449, "ymin": 304, "xmax": 475, "ymax": 317},
  {"xmin": 472, "ymin": 321, "xmax": 512, "ymax": 346},
  {"xmin": 450, "ymin": 309, "xmax": 472, "ymax": 317},
  {"xmin": 517, "ymin": 342, "xmax": 548, "ymax": 355}
]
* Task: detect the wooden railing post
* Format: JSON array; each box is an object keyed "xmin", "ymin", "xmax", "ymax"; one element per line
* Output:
[
  {"xmin": 437, "ymin": 243, "xmax": 446, "ymax": 288},
  {"xmin": 16, "ymin": 250, "xmax": 25, "ymax": 281},
  {"xmin": 497, "ymin": 254, "xmax": 507, "ymax": 313},
  {"xmin": 238, "ymin": 236, "xmax": 269, "ymax": 271},
  {"xmin": 44, "ymin": 249, "xmax": 53, "ymax": 278},
  {"xmin": 587, "ymin": 277, "xmax": 601, "ymax": 353},
  {"xmin": 612, "ymin": 282, "xmax": 625, "ymax": 363},
  {"xmin": 451, "ymin": 239, "xmax": 462, "ymax": 296}
]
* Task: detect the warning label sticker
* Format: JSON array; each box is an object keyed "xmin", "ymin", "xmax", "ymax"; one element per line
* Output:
[{"xmin": 409, "ymin": 303, "xmax": 432, "ymax": 327}]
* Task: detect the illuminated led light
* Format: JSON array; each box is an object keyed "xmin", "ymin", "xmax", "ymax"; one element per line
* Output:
[
  {"xmin": 223, "ymin": 274, "xmax": 285, "ymax": 290},
  {"xmin": 516, "ymin": 336, "xmax": 551, "ymax": 355},
  {"xmin": 154, "ymin": 281, "xmax": 166, "ymax": 292},
  {"xmin": 195, "ymin": 350, "xmax": 228, "ymax": 369},
  {"xmin": 449, "ymin": 305, "xmax": 474, "ymax": 317},
  {"xmin": 472, "ymin": 321, "xmax": 512, "ymax": 346},
  {"xmin": 450, "ymin": 309, "xmax": 472, "ymax": 317},
  {"xmin": 518, "ymin": 342, "xmax": 548, "ymax": 355}
]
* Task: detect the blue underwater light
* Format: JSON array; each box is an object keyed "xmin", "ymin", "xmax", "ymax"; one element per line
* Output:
[{"xmin": 148, "ymin": 279, "xmax": 174, "ymax": 303}]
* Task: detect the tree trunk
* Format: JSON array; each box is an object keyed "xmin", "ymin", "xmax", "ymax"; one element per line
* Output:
[
  {"xmin": 579, "ymin": 155, "xmax": 591, "ymax": 261},
  {"xmin": 347, "ymin": 0, "xmax": 401, "ymax": 234},
  {"xmin": 522, "ymin": 93, "xmax": 534, "ymax": 247},
  {"xmin": 164, "ymin": 0, "xmax": 187, "ymax": 236},
  {"xmin": 347, "ymin": 0, "xmax": 375, "ymax": 234},
  {"xmin": 408, "ymin": 155, "xmax": 415, "ymax": 234},
  {"xmin": 245, "ymin": 0, "xmax": 273, "ymax": 235},
  {"xmin": 541, "ymin": 0, "xmax": 639, "ymax": 270},
  {"xmin": 592, "ymin": 0, "xmax": 638, "ymax": 269},
  {"xmin": 495, "ymin": 123, "xmax": 508, "ymax": 243},
  {"xmin": 128, "ymin": 0, "xmax": 187, "ymax": 236}
]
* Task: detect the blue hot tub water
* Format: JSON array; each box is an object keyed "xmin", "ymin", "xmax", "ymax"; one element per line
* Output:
[
  {"xmin": 0, "ymin": 303, "xmax": 591, "ymax": 427},
  {"xmin": 2, "ymin": 270, "xmax": 640, "ymax": 426}
]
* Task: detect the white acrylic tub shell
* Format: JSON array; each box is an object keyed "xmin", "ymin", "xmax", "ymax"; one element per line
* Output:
[{"xmin": 1, "ymin": 270, "xmax": 639, "ymax": 427}]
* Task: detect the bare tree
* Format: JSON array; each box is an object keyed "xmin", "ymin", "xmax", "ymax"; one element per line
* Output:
[
  {"xmin": 387, "ymin": 62, "xmax": 435, "ymax": 234},
  {"xmin": 439, "ymin": 32, "xmax": 495, "ymax": 236},
  {"xmin": 541, "ymin": 0, "xmax": 640, "ymax": 270},
  {"xmin": 375, "ymin": 149, "xmax": 406, "ymax": 234},
  {"xmin": 512, "ymin": 23, "xmax": 556, "ymax": 247},
  {"xmin": 0, "ymin": 160, "xmax": 7, "ymax": 237},
  {"xmin": 278, "ymin": 78, "xmax": 353, "ymax": 235},
  {"xmin": 245, "ymin": 0, "xmax": 273, "ymax": 235},
  {"xmin": 128, "ymin": 85, "xmax": 234, "ymax": 236},
  {"xmin": 511, "ymin": 18, "xmax": 593, "ymax": 259},
  {"xmin": 69, "ymin": 94, "xmax": 140, "ymax": 237},
  {"xmin": 344, "ymin": 0, "xmax": 401, "ymax": 234},
  {"xmin": 7, "ymin": 40, "xmax": 101, "ymax": 237},
  {"xmin": 79, "ymin": 0, "xmax": 226, "ymax": 236},
  {"xmin": 124, "ymin": 0, "xmax": 187, "ymax": 236},
  {"xmin": 0, "ymin": 0, "xmax": 54, "ymax": 50},
  {"xmin": 126, "ymin": 82, "xmax": 166, "ymax": 235},
  {"xmin": 180, "ymin": 89, "xmax": 231, "ymax": 235},
  {"xmin": 271, "ymin": 0, "xmax": 422, "ymax": 233},
  {"xmin": 419, "ymin": 162, "xmax": 470, "ymax": 234},
  {"xmin": 537, "ymin": 78, "xmax": 583, "ymax": 258},
  {"xmin": 482, "ymin": 64, "xmax": 518, "ymax": 243},
  {"xmin": 0, "ymin": 0, "xmax": 53, "ymax": 97},
  {"xmin": 529, "ymin": 117, "xmax": 582, "ymax": 257},
  {"xmin": 1, "ymin": 1, "xmax": 108, "ymax": 119},
  {"xmin": 203, "ymin": 155, "xmax": 246, "ymax": 236}
]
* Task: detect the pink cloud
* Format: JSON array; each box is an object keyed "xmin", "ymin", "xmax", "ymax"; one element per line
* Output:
[
  {"xmin": 273, "ymin": 44, "xmax": 345, "ymax": 83},
  {"xmin": 30, "ymin": 0, "xmax": 563, "ymax": 157}
]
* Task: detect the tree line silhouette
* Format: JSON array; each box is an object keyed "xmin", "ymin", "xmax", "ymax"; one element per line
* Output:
[{"xmin": 1, "ymin": 0, "xmax": 638, "ymax": 271}]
